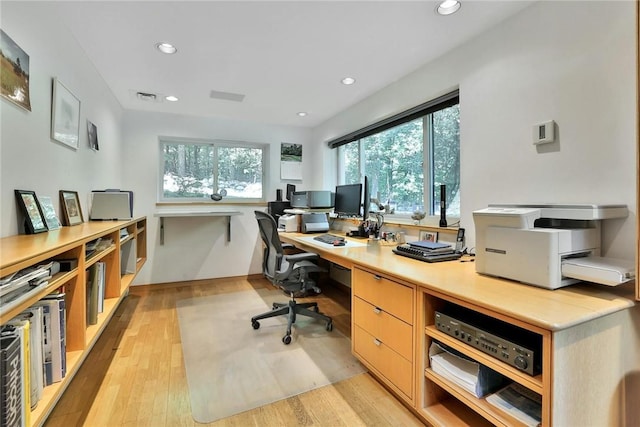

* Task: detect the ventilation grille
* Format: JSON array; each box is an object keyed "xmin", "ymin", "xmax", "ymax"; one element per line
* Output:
[{"xmin": 210, "ymin": 90, "xmax": 245, "ymax": 102}]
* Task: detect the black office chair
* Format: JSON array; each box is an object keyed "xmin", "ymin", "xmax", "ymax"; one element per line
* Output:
[{"xmin": 251, "ymin": 210, "xmax": 333, "ymax": 344}]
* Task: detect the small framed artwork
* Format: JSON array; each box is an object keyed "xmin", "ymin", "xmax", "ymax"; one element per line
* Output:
[
  {"xmin": 15, "ymin": 190, "xmax": 48, "ymax": 234},
  {"xmin": 0, "ymin": 30, "xmax": 31, "ymax": 112},
  {"xmin": 38, "ymin": 195, "xmax": 62, "ymax": 230},
  {"xmin": 51, "ymin": 78, "xmax": 81, "ymax": 149},
  {"xmin": 419, "ymin": 230, "xmax": 439, "ymax": 242},
  {"xmin": 59, "ymin": 190, "xmax": 84, "ymax": 226},
  {"xmin": 87, "ymin": 119, "xmax": 99, "ymax": 151}
]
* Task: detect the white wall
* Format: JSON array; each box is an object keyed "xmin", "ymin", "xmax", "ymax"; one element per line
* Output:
[
  {"xmin": 2, "ymin": 1, "xmax": 636, "ymax": 286},
  {"xmin": 0, "ymin": 2, "xmax": 125, "ymax": 237},
  {"xmin": 122, "ymin": 111, "xmax": 313, "ymax": 284},
  {"xmin": 313, "ymin": 1, "xmax": 637, "ymax": 259}
]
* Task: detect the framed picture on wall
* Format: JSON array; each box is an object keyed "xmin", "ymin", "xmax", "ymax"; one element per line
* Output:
[
  {"xmin": 59, "ymin": 190, "xmax": 84, "ymax": 226},
  {"xmin": 15, "ymin": 189, "xmax": 48, "ymax": 234},
  {"xmin": 0, "ymin": 30, "xmax": 31, "ymax": 112},
  {"xmin": 51, "ymin": 78, "xmax": 81, "ymax": 149}
]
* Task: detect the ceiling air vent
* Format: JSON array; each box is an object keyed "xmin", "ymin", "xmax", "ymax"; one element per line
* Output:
[
  {"xmin": 137, "ymin": 91, "xmax": 158, "ymax": 102},
  {"xmin": 210, "ymin": 90, "xmax": 245, "ymax": 103}
]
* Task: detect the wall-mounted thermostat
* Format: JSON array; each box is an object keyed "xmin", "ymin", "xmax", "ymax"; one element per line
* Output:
[{"xmin": 533, "ymin": 120, "xmax": 555, "ymax": 145}]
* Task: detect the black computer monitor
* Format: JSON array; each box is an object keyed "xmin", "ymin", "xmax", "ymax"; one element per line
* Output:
[{"xmin": 334, "ymin": 183, "xmax": 362, "ymax": 218}]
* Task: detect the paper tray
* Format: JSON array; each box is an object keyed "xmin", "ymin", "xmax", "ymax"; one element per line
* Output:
[{"xmin": 561, "ymin": 256, "xmax": 635, "ymax": 286}]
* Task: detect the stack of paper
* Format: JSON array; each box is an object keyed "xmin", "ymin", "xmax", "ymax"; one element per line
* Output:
[
  {"xmin": 429, "ymin": 341, "xmax": 508, "ymax": 398},
  {"xmin": 486, "ymin": 382, "xmax": 542, "ymax": 427}
]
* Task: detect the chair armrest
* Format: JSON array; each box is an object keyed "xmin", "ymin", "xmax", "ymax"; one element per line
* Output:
[
  {"xmin": 285, "ymin": 252, "xmax": 319, "ymax": 264},
  {"xmin": 282, "ymin": 243, "xmax": 295, "ymax": 250}
]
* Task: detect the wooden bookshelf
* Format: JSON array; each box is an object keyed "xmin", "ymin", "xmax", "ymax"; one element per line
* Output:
[{"xmin": 0, "ymin": 217, "xmax": 147, "ymax": 426}]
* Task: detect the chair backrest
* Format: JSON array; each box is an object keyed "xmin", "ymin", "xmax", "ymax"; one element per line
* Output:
[{"xmin": 254, "ymin": 211, "xmax": 285, "ymax": 282}]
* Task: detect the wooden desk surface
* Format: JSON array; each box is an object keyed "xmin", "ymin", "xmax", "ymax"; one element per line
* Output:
[{"xmin": 280, "ymin": 232, "xmax": 637, "ymax": 332}]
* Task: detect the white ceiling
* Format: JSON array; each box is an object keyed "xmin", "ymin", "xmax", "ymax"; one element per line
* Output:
[{"xmin": 53, "ymin": 1, "xmax": 534, "ymax": 128}]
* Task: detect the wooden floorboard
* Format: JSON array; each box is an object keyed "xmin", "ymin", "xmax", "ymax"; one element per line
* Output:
[{"xmin": 45, "ymin": 276, "xmax": 426, "ymax": 426}]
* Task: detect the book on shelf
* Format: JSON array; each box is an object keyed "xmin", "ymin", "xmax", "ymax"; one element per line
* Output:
[
  {"xmin": 4, "ymin": 318, "xmax": 31, "ymax": 425},
  {"xmin": 86, "ymin": 264, "xmax": 100, "ymax": 324},
  {"xmin": 17, "ymin": 307, "xmax": 44, "ymax": 409},
  {"xmin": 0, "ymin": 263, "xmax": 53, "ymax": 312},
  {"xmin": 486, "ymin": 382, "xmax": 542, "ymax": 427},
  {"xmin": 34, "ymin": 294, "xmax": 66, "ymax": 384},
  {"xmin": 1, "ymin": 330, "xmax": 22, "ymax": 427},
  {"xmin": 428, "ymin": 340, "xmax": 509, "ymax": 398},
  {"xmin": 97, "ymin": 261, "xmax": 105, "ymax": 314}
]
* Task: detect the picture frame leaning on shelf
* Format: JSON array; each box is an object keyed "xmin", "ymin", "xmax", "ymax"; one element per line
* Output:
[
  {"xmin": 59, "ymin": 190, "xmax": 84, "ymax": 226},
  {"xmin": 14, "ymin": 189, "xmax": 48, "ymax": 234}
]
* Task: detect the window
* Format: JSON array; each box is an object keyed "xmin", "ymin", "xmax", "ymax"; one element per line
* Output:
[
  {"xmin": 159, "ymin": 137, "xmax": 266, "ymax": 202},
  {"xmin": 331, "ymin": 91, "xmax": 459, "ymax": 219}
]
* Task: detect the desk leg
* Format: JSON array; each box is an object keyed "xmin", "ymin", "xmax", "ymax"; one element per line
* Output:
[
  {"xmin": 160, "ymin": 217, "xmax": 165, "ymax": 245},
  {"xmin": 227, "ymin": 215, "xmax": 231, "ymax": 242}
]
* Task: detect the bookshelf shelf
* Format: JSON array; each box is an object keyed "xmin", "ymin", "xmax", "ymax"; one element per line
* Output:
[{"xmin": 0, "ymin": 217, "xmax": 147, "ymax": 427}]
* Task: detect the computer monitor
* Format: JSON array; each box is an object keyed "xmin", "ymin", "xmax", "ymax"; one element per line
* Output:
[{"xmin": 334, "ymin": 183, "xmax": 362, "ymax": 218}]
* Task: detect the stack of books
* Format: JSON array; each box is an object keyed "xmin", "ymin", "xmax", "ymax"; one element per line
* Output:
[{"xmin": 393, "ymin": 240, "xmax": 462, "ymax": 263}]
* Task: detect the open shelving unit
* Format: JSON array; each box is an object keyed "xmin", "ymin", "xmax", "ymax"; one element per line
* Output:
[{"xmin": 0, "ymin": 217, "xmax": 147, "ymax": 426}]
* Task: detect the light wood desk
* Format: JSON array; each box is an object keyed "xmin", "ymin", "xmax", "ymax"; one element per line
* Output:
[{"xmin": 280, "ymin": 232, "xmax": 640, "ymax": 427}]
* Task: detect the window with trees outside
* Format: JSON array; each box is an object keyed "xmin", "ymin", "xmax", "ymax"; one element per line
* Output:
[
  {"xmin": 332, "ymin": 91, "xmax": 459, "ymax": 220},
  {"xmin": 159, "ymin": 138, "xmax": 266, "ymax": 202}
]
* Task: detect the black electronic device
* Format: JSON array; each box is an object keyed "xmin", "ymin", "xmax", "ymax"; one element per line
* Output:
[
  {"xmin": 313, "ymin": 234, "xmax": 345, "ymax": 245},
  {"xmin": 286, "ymin": 184, "xmax": 296, "ymax": 201},
  {"xmin": 362, "ymin": 175, "xmax": 370, "ymax": 220},
  {"xmin": 268, "ymin": 201, "xmax": 291, "ymax": 219},
  {"xmin": 439, "ymin": 184, "xmax": 447, "ymax": 227},
  {"xmin": 393, "ymin": 244, "xmax": 462, "ymax": 263},
  {"xmin": 455, "ymin": 228, "xmax": 465, "ymax": 252},
  {"xmin": 434, "ymin": 305, "xmax": 541, "ymax": 376},
  {"xmin": 334, "ymin": 183, "xmax": 362, "ymax": 218}
]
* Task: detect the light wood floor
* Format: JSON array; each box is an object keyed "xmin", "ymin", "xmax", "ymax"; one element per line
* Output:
[{"xmin": 44, "ymin": 275, "xmax": 426, "ymax": 426}]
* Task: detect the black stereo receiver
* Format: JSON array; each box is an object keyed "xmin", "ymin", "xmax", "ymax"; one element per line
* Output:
[{"xmin": 434, "ymin": 305, "xmax": 541, "ymax": 376}]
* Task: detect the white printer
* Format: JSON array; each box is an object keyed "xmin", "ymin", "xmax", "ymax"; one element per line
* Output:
[{"xmin": 473, "ymin": 204, "xmax": 634, "ymax": 289}]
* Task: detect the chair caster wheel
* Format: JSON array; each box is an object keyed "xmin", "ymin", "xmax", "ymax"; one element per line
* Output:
[
  {"xmin": 272, "ymin": 303, "xmax": 278, "ymax": 310},
  {"xmin": 282, "ymin": 335, "xmax": 292, "ymax": 345},
  {"xmin": 326, "ymin": 321, "xmax": 333, "ymax": 332},
  {"xmin": 252, "ymin": 320, "xmax": 260, "ymax": 330}
]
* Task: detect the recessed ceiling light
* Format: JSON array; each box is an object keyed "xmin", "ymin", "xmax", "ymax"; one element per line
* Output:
[
  {"xmin": 165, "ymin": 95, "xmax": 179, "ymax": 102},
  {"xmin": 341, "ymin": 77, "xmax": 356, "ymax": 85},
  {"xmin": 297, "ymin": 112, "xmax": 308, "ymax": 117},
  {"xmin": 437, "ymin": 0, "xmax": 461, "ymax": 16},
  {"xmin": 156, "ymin": 42, "xmax": 177, "ymax": 54}
]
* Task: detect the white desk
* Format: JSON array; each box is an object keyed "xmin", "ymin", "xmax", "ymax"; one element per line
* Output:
[{"xmin": 154, "ymin": 210, "xmax": 242, "ymax": 244}]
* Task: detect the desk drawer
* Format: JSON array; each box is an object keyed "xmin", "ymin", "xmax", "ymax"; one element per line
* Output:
[
  {"xmin": 353, "ymin": 267, "xmax": 414, "ymax": 324},
  {"xmin": 353, "ymin": 296, "xmax": 412, "ymax": 361},
  {"xmin": 353, "ymin": 325, "xmax": 413, "ymax": 399}
]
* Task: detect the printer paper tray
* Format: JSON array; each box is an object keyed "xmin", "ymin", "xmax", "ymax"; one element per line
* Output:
[{"xmin": 561, "ymin": 256, "xmax": 635, "ymax": 286}]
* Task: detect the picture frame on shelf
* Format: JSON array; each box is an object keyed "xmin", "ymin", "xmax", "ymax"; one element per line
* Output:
[
  {"xmin": 51, "ymin": 78, "xmax": 80, "ymax": 149},
  {"xmin": 419, "ymin": 230, "xmax": 438, "ymax": 242},
  {"xmin": 38, "ymin": 195, "xmax": 61, "ymax": 230},
  {"xmin": 59, "ymin": 190, "xmax": 84, "ymax": 226},
  {"xmin": 14, "ymin": 189, "xmax": 48, "ymax": 234}
]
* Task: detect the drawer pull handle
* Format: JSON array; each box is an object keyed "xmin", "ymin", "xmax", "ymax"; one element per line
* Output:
[
  {"xmin": 373, "ymin": 275, "xmax": 382, "ymax": 280},
  {"xmin": 374, "ymin": 338, "xmax": 382, "ymax": 346},
  {"xmin": 373, "ymin": 307, "xmax": 382, "ymax": 314}
]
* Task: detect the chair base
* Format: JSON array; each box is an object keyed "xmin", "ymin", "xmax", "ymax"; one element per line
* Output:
[{"xmin": 251, "ymin": 299, "xmax": 333, "ymax": 345}]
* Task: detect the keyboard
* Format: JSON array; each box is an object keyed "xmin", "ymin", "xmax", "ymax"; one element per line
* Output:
[{"xmin": 313, "ymin": 234, "xmax": 345, "ymax": 245}]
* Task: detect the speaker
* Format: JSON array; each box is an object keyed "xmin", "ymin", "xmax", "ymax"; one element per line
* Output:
[
  {"xmin": 439, "ymin": 184, "xmax": 447, "ymax": 227},
  {"xmin": 286, "ymin": 184, "xmax": 296, "ymax": 201}
]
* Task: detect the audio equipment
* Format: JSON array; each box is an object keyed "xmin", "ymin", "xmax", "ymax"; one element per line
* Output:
[
  {"xmin": 276, "ymin": 189, "xmax": 283, "ymax": 201},
  {"xmin": 434, "ymin": 306, "xmax": 541, "ymax": 375},
  {"xmin": 439, "ymin": 184, "xmax": 447, "ymax": 227}
]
